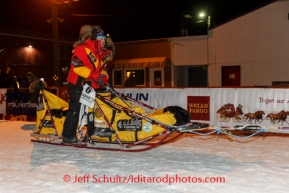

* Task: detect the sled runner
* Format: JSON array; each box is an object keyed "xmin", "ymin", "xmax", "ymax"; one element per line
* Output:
[{"xmin": 30, "ymin": 81, "xmax": 209, "ymax": 152}]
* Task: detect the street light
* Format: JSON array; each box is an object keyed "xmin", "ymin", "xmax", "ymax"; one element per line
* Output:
[
  {"xmin": 199, "ymin": 12, "xmax": 205, "ymax": 18},
  {"xmin": 51, "ymin": 0, "xmax": 61, "ymax": 87},
  {"xmin": 198, "ymin": 12, "xmax": 210, "ymax": 65},
  {"xmin": 50, "ymin": 0, "xmax": 80, "ymax": 87},
  {"xmin": 198, "ymin": 12, "xmax": 210, "ymax": 33}
]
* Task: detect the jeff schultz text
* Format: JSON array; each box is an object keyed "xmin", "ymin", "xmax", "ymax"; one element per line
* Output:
[{"xmin": 67, "ymin": 174, "xmax": 226, "ymax": 185}]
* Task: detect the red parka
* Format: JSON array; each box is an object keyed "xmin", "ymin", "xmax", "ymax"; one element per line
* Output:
[{"xmin": 67, "ymin": 39, "xmax": 109, "ymax": 88}]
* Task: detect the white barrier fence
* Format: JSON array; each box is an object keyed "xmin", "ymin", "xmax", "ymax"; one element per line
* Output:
[
  {"xmin": 116, "ymin": 87, "xmax": 289, "ymax": 129},
  {"xmin": 2, "ymin": 87, "xmax": 289, "ymax": 129}
]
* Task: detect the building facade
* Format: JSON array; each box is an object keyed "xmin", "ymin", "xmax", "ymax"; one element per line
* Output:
[
  {"xmin": 107, "ymin": 39, "xmax": 173, "ymax": 88},
  {"xmin": 109, "ymin": 0, "xmax": 288, "ymax": 88},
  {"xmin": 0, "ymin": 0, "xmax": 287, "ymax": 88},
  {"xmin": 0, "ymin": 26, "xmax": 74, "ymax": 87}
]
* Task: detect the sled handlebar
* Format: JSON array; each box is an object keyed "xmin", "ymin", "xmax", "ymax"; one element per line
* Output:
[{"xmin": 81, "ymin": 77, "xmax": 108, "ymax": 89}]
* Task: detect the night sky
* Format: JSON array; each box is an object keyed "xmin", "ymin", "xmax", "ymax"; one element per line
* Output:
[{"xmin": 0, "ymin": 0, "xmax": 276, "ymax": 42}]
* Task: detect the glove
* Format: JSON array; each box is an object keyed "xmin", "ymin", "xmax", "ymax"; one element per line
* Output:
[
  {"xmin": 98, "ymin": 74, "xmax": 108, "ymax": 86},
  {"xmin": 88, "ymin": 71, "xmax": 101, "ymax": 88},
  {"xmin": 101, "ymin": 74, "xmax": 108, "ymax": 84},
  {"xmin": 88, "ymin": 71, "xmax": 100, "ymax": 80}
]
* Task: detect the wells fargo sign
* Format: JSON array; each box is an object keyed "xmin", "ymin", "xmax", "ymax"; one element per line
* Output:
[{"xmin": 187, "ymin": 96, "xmax": 210, "ymax": 121}]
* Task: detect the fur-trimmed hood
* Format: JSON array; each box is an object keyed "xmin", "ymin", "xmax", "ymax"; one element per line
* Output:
[{"xmin": 73, "ymin": 25, "xmax": 115, "ymax": 61}]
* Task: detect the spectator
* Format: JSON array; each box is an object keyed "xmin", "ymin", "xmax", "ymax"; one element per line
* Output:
[
  {"xmin": 123, "ymin": 72, "xmax": 136, "ymax": 87},
  {"xmin": 0, "ymin": 67, "xmax": 13, "ymax": 88},
  {"xmin": 26, "ymin": 72, "xmax": 47, "ymax": 103},
  {"xmin": 21, "ymin": 76, "xmax": 30, "ymax": 88}
]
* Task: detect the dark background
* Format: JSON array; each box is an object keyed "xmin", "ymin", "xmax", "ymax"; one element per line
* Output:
[{"xmin": 0, "ymin": 0, "xmax": 276, "ymax": 42}]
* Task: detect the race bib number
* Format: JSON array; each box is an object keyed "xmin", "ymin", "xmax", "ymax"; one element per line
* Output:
[{"xmin": 79, "ymin": 84, "xmax": 95, "ymax": 108}]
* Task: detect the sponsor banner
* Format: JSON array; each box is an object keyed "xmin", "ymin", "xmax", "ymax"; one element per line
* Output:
[
  {"xmin": 6, "ymin": 89, "xmax": 37, "ymax": 116},
  {"xmin": 184, "ymin": 88, "xmax": 289, "ymax": 128},
  {"xmin": 0, "ymin": 89, "xmax": 7, "ymax": 114},
  {"xmin": 117, "ymin": 88, "xmax": 289, "ymax": 128},
  {"xmin": 115, "ymin": 88, "xmax": 183, "ymax": 111},
  {"xmin": 3, "ymin": 87, "xmax": 289, "ymax": 129}
]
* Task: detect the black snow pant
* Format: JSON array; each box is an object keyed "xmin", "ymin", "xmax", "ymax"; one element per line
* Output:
[{"xmin": 62, "ymin": 83, "xmax": 83, "ymax": 137}]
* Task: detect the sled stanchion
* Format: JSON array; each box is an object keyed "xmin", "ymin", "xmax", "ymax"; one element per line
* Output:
[
  {"xmin": 99, "ymin": 81, "xmax": 136, "ymax": 111},
  {"xmin": 94, "ymin": 97, "xmax": 124, "ymax": 148},
  {"xmin": 35, "ymin": 89, "xmax": 59, "ymax": 136}
]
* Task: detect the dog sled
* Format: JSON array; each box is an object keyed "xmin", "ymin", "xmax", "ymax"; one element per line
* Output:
[
  {"xmin": 30, "ymin": 80, "xmax": 273, "ymax": 152},
  {"xmin": 30, "ymin": 81, "xmax": 209, "ymax": 152}
]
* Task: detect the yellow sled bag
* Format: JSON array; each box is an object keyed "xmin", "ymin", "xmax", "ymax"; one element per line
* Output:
[
  {"xmin": 34, "ymin": 90, "xmax": 68, "ymax": 135},
  {"xmin": 89, "ymin": 94, "xmax": 177, "ymax": 142}
]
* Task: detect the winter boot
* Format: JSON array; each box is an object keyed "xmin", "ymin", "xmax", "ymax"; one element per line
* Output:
[{"xmin": 62, "ymin": 135, "xmax": 78, "ymax": 144}]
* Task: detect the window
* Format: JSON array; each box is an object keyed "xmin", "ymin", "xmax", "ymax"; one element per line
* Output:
[
  {"xmin": 59, "ymin": 44, "xmax": 73, "ymax": 60},
  {"xmin": 67, "ymin": 45, "xmax": 73, "ymax": 59},
  {"xmin": 124, "ymin": 69, "xmax": 145, "ymax": 86},
  {"xmin": 60, "ymin": 44, "xmax": 66, "ymax": 59}
]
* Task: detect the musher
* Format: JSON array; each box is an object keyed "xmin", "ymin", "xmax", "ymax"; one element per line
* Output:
[{"xmin": 62, "ymin": 25, "xmax": 115, "ymax": 143}]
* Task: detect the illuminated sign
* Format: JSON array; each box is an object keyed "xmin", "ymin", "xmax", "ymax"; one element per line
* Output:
[{"xmin": 110, "ymin": 62, "xmax": 164, "ymax": 69}]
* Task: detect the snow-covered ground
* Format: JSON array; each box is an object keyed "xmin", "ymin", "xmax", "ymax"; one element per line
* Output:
[{"xmin": 0, "ymin": 120, "xmax": 288, "ymax": 193}]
